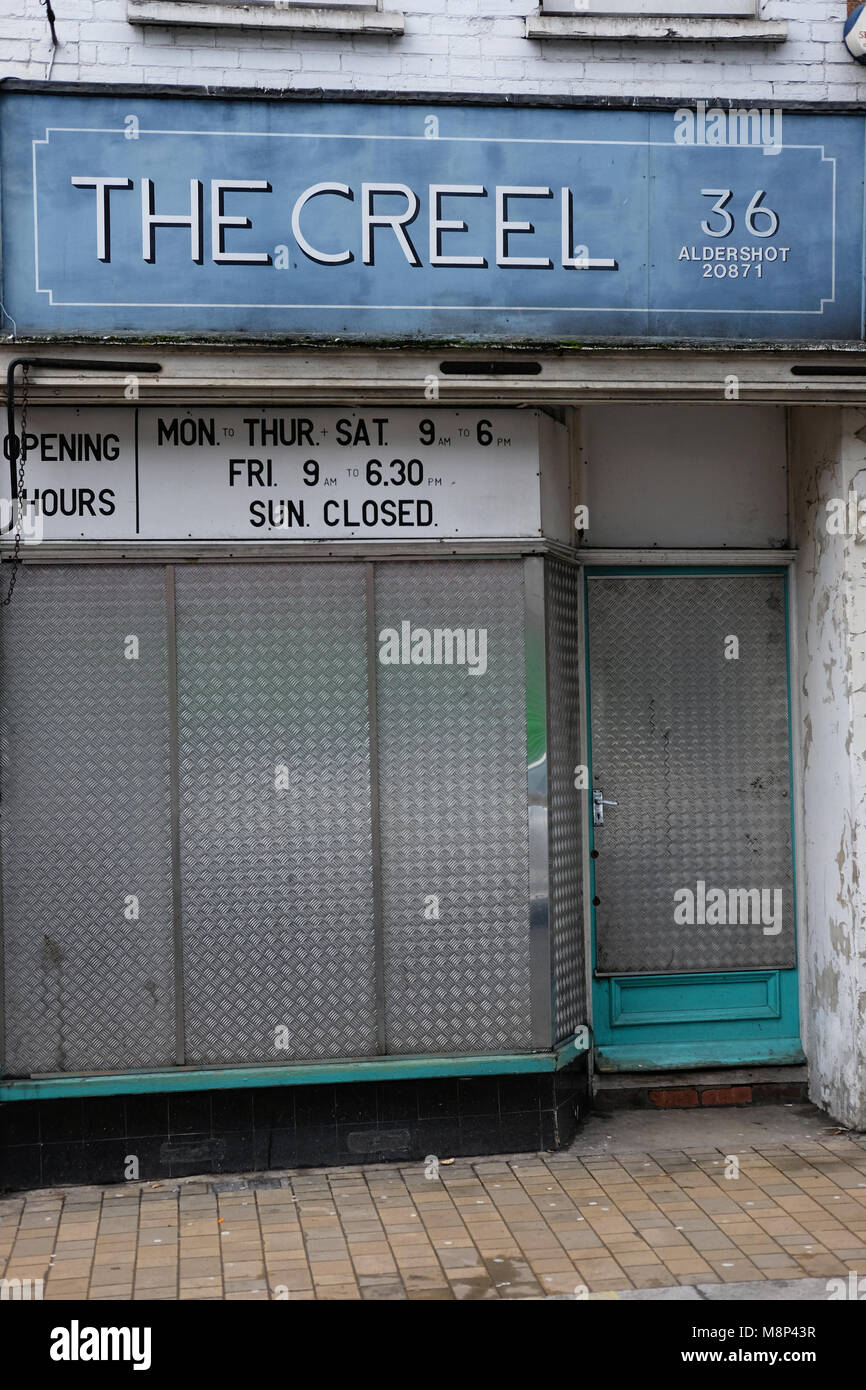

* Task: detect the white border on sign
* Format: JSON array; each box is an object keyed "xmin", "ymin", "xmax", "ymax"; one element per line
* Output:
[{"xmin": 32, "ymin": 127, "xmax": 837, "ymax": 316}]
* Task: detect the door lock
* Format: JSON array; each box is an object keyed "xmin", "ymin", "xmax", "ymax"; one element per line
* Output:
[{"xmin": 592, "ymin": 789, "xmax": 618, "ymax": 827}]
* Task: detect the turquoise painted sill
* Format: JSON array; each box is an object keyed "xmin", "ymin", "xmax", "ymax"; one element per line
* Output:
[
  {"xmin": 0, "ymin": 1035, "xmax": 588, "ymax": 1102},
  {"xmin": 595, "ymin": 1039, "xmax": 805, "ymax": 1072}
]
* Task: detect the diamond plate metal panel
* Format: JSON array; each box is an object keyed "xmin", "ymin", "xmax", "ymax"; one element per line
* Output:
[
  {"xmin": 1, "ymin": 566, "xmax": 175, "ymax": 1073},
  {"xmin": 175, "ymin": 565, "xmax": 377, "ymax": 1064},
  {"xmin": 375, "ymin": 561, "xmax": 531, "ymax": 1054},
  {"xmin": 587, "ymin": 574, "xmax": 795, "ymax": 975},
  {"xmin": 546, "ymin": 559, "xmax": 586, "ymax": 1039}
]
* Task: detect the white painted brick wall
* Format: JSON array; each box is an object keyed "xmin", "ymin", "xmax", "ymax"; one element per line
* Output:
[{"xmin": 0, "ymin": 0, "xmax": 862, "ymax": 99}]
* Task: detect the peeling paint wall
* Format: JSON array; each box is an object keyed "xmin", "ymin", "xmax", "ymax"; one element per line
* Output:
[{"xmin": 790, "ymin": 407, "xmax": 866, "ymax": 1129}]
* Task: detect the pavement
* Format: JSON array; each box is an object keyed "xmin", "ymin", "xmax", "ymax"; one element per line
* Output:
[{"xmin": 2, "ymin": 1101, "xmax": 865, "ymax": 1300}]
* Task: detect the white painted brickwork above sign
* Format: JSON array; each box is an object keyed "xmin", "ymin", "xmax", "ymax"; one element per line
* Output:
[{"xmin": 0, "ymin": 0, "xmax": 861, "ymax": 103}]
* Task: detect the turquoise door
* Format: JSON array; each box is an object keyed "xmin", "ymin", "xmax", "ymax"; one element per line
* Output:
[{"xmin": 586, "ymin": 568, "xmax": 802, "ymax": 1071}]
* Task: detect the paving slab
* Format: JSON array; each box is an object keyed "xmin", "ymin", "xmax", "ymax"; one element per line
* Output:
[{"xmin": 2, "ymin": 1103, "xmax": 864, "ymax": 1300}]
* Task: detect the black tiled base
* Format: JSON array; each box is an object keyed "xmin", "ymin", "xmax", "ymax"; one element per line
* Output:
[{"xmin": 0, "ymin": 1060, "xmax": 589, "ymax": 1193}]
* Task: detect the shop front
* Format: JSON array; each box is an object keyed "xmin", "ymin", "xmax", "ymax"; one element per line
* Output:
[{"xmin": 0, "ymin": 85, "xmax": 864, "ymax": 1187}]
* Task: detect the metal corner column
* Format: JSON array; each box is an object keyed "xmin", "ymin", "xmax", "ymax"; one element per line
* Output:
[
  {"xmin": 365, "ymin": 562, "xmax": 387, "ymax": 1056},
  {"xmin": 165, "ymin": 564, "xmax": 186, "ymax": 1067},
  {"xmin": 524, "ymin": 555, "xmax": 552, "ymax": 1050}
]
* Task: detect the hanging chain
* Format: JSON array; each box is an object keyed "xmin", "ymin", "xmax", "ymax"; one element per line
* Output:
[{"xmin": 1, "ymin": 364, "xmax": 29, "ymax": 607}]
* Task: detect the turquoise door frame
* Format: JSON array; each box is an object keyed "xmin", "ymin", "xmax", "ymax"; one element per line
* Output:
[{"xmin": 584, "ymin": 566, "xmax": 803, "ymax": 1072}]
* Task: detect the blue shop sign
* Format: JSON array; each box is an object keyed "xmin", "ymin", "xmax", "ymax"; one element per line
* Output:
[{"xmin": 0, "ymin": 90, "xmax": 863, "ymax": 341}]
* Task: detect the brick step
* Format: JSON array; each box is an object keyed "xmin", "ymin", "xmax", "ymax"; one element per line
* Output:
[{"xmin": 592, "ymin": 1064, "xmax": 808, "ymax": 1112}]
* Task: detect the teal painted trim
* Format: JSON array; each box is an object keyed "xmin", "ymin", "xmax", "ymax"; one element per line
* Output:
[
  {"xmin": 552, "ymin": 1034, "xmax": 586, "ymax": 1069},
  {"xmin": 595, "ymin": 969, "xmax": 799, "ymax": 1052},
  {"xmin": 609, "ymin": 971, "xmax": 781, "ymax": 1028},
  {"xmin": 0, "ymin": 1037, "xmax": 588, "ymax": 1101},
  {"xmin": 595, "ymin": 1038, "xmax": 806, "ymax": 1071}
]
